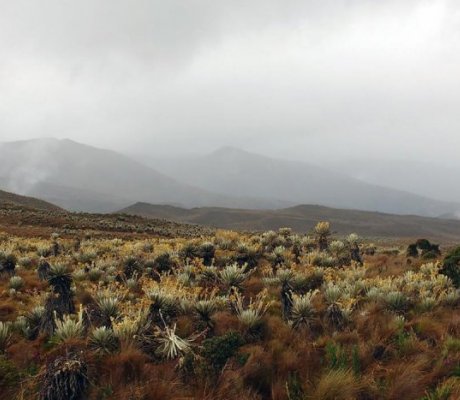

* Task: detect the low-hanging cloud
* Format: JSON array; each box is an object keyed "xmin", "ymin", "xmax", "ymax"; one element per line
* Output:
[{"xmin": 1, "ymin": 0, "xmax": 459, "ymax": 165}]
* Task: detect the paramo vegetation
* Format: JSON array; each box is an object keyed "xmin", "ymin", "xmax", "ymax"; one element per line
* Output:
[{"xmin": 1, "ymin": 222, "xmax": 460, "ymax": 399}]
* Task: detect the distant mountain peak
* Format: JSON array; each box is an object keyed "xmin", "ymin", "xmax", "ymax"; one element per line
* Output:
[{"xmin": 0, "ymin": 138, "xmax": 264, "ymax": 212}]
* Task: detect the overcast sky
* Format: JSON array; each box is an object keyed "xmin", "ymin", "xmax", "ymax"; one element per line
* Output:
[{"xmin": 1, "ymin": 0, "xmax": 459, "ymax": 165}]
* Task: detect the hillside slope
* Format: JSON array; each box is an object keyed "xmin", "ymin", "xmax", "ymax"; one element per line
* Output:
[
  {"xmin": 0, "ymin": 188, "xmax": 62, "ymax": 211},
  {"xmin": 0, "ymin": 202, "xmax": 212, "ymax": 239},
  {"xmin": 120, "ymin": 202, "xmax": 460, "ymax": 240}
]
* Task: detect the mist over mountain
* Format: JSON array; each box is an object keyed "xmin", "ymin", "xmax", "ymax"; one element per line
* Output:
[
  {"xmin": 140, "ymin": 146, "xmax": 460, "ymax": 218},
  {"xmin": 327, "ymin": 158, "xmax": 460, "ymax": 206},
  {"xmin": 0, "ymin": 139, "xmax": 285, "ymax": 212},
  {"xmin": 3, "ymin": 1, "xmax": 460, "ymax": 168},
  {"xmin": 1, "ymin": 138, "xmax": 459, "ymax": 218}
]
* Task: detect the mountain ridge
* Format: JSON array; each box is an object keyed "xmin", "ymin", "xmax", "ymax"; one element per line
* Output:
[
  {"xmin": 142, "ymin": 146, "xmax": 460, "ymax": 218},
  {"xmin": 2, "ymin": 138, "xmax": 460, "ymax": 218},
  {"xmin": 0, "ymin": 138, "xmax": 287, "ymax": 212}
]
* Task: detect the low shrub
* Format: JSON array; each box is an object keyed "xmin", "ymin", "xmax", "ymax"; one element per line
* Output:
[
  {"xmin": 201, "ymin": 331, "xmax": 245, "ymax": 374},
  {"xmin": 440, "ymin": 246, "xmax": 460, "ymax": 287}
]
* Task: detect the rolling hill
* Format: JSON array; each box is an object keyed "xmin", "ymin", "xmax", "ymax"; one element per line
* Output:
[
  {"xmin": 119, "ymin": 202, "xmax": 460, "ymax": 240},
  {"xmin": 0, "ymin": 188, "xmax": 62, "ymax": 211}
]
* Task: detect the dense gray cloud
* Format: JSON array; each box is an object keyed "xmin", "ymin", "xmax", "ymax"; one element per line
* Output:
[{"xmin": 1, "ymin": 0, "xmax": 459, "ymax": 165}]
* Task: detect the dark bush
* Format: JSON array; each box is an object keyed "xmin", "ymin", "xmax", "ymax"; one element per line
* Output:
[
  {"xmin": 199, "ymin": 242, "xmax": 215, "ymax": 266},
  {"xmin": 25, "ymin": 306, "xmax": 45, "ymax": 340},
  {"xmin": 38, "ymin": 259, "xmax": 51, "ymax": 281},
  {"xmin": 179, "ymin": 243, "xmax": 200, "ymax": 261},
  {"xmin": 0, "ymin": 252, "xmax": 17, "ymax": 277},
  {"xmin": 406, "ymin": 244, "xmax": 419, "ymax": 258},
  {"xmin": 153, "ymin": 252, "xmax": 176, "ymax": 273},
  {"xmin": 417, "ymin": 239, "xmax": 441, "ymax": 256},
  {"xmin": 144, "ymin": 260, "xmax": 161, "ymax": 281},
  {"xmin": 123, "ymin": 256, "xmax": 142, "ymax": 279},
  {"xmin": 440, "ymin": 246, "xmax": 460, "ymax": 288},
  {"xmin": 201, "ymin": 331, "xmax": 245, "ymax": 374},
  {"xmin": 214, "ymin": 255, "xmax": 234, "ymax": 268},
  {"xmin": 422, "ymin": 250, "xmax": 439, "ymax": 260},
  {"xmin": 82, "ymin": 302, "xmax": 112, "ymax": 332},
  {"xmin": 236, "ymin": 248, "xmax": 260, "ymax": 270},
  {"xmin": 147, "ymin": 301, "xmax": 178, "ymax": 326},
  {"xmin": 291, "ymin": 273, "xmax": 324, "ymax": 294},
  {"xmin": 350, "ymin": 243, "xmax": 362, "ymax": 264},
  {"xmin": 325, "ymin": 303, "xmax": 347, "ymax": 332},
  {"xmin": 430, "ymin": 244, "xmax": 441, "ymax": 256},
  {"xmin": 52, "ymin": 241, "xmax": 60, "ymax": 257},
  {"xmin": 415, "ymin": 239, "xmax": 432, "ymax": 252},
  {"xmin": 40, "ymin": 265, "xmax": 75, "ymax": 335},
  {"xmin": 407, "ymin": 239, "xmax": 441, "ymax": 259}
]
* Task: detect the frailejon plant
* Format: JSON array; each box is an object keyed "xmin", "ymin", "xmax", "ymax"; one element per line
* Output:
[
  {"xmin": 48, "ymin": 264, "xmax": 75, "ymax": 315},
  {"xmin": 314, "ymin": 222, "xmax": 331, "ymax": 252},
  {"xmin": 8, "ymin": 275, "xmax": 24, "ymax": 291},
  {"xmin": 95, "ymin": 293, "xmax": 120, "ymax": 320},
  {"xmin": 193, "ymin": 295, "xmax": 227, "ymax": 328},
  {"xmin": 89, "ymin": 327, "xmax": 120, "ymax": 354},
  {"xmin": 13, "ymin": 315, "xmax": 32, "ymax": 339},
  {"xmin": 219, "ymin": 263, "xmax": 252, "ymax": 291},
  {"xmin": 39, "ymin": 354, "xmax": 88, "ymax": 400},
  {"xmin": 289, "ymin": 290, "xmax": 318, "ymax": 330},
  {"xmin": 112, "ymin": 310, "xmax": 150, "ymax": 346},
  {"xmin": 234, "ymin": 289, "xmax": 272, "ymax": 334},
  {"xmin": 26, "ymin": 306, "xmax": 45, "ymax": 340},
  {"xmin": 384, "ymin": 291, "xmax": 410, "ymax": 314},
  {"xmin": 199, "ymin": 242, "xmax": 215, "ymax": 266},
  {"xmin": 155, "ymin": 322, "xmax": 192, "ymax": 360},
  {"xmin": 147, "ymin": 287, "xmax": 179, "ymax": 324},
  {"xmin": 53, "ymin": 308, "xmax": 84, "ymax": 343}
]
